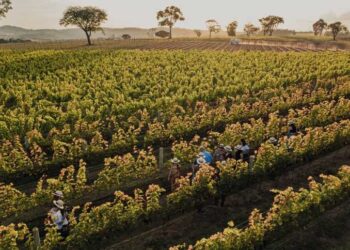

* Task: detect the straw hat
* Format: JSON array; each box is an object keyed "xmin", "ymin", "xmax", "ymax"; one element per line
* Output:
[
  {"xmin": 53, "ymin": 190, "xmax": 64, "ymax": 198},
  {"xmin": 170, "ymin": 158, "xmax": 180, "ymax": 164},
  {"xmin": 224, "ymin": 146, "xmax": 233, "ymax": 152},
  {"xmin": 198, "ymin": 152, "xmax": 205, "ymax": 157},
  {"xmin": 269, "ymin": 137, "xmax": 278, "ymax": 144},
  {"xmin": 53, "ymin": 200, "xmax": 65, "ymax": 210},
  {"xmin": 196, "ymin": 157, "xmax": 206, "ymax": 165}
]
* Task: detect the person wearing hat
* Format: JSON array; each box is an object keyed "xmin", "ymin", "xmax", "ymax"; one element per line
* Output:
[
  {"xmin": 269, "ymin": 137, "xmax": 278, "ymax": 146},
  {"xmin": 168, "ymin": 158, "xmax": 181, "ymax": 192},
  {"xmin": 224, "ymin": 145, "xmax": 234, "ymax": 160},
  {"xmin": 213, "ymin": 144, "xmax": 226, "ymax": 163},
  {"xmin": 191, "ymin": 157, "xmax": 206, "ymax": 183},
  {"xmin": 53, "ymin": 190, "xmax": 64, "ymax": 201},
  {"xmin": 235, "ymin": 139, "xmax": 250, "ymax": 162},
  {"xmin": 49, "ymin": 200, "xmax": 69, "ymax": 238},
  {"xmin": 287, "ymin": 121, "xmax": 297, "ymax": 138}
]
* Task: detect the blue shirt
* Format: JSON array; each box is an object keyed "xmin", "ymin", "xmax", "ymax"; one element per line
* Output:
[{"xmin": 202, "ymin": 151, "xmax": 213, "ymax": 164}]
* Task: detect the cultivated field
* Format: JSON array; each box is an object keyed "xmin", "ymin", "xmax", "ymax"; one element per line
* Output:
[
  {"xmin": 1, "ymin": 46, "xmax": 350, "ymax": 249},
  {"xmin": 0, "ymin": 38, "xmax": 347, "ymax": 51}
]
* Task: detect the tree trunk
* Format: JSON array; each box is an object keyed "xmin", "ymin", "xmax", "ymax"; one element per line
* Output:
[
  {"xmin": 169, "ymin": 26, "xmax": 172, "ymax": 39},
  {"xmin": 333, "ymin": 32, "xmax": 337, "ymax": 41},
  {"xmin": 209, "ymin": 30, "xmax": 212, "ymax": 39},
  {"xmin": 84, "ymin": 30, "xmax": 92, "ymax": 45}
]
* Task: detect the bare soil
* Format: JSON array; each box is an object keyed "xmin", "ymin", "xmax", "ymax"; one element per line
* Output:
[{"xmin": 265, "ymin": 199, "xmax": 350, "ymax": 250}]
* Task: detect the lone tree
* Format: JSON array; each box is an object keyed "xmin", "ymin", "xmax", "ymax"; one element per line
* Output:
[
  {"xmin": 156, "ymin": 6, "xmax": 185, "ymax": 39},
  {"xmin": 206, "ymin": 19, "xmax": 221, "ymax": 38},
  {"xmin": 0, "ymin": 0, "xmax": 12, "ymax": 19},
  {"xmin": 328, "ymin": 22, "xmax": 348, "ymax": 41},
  {"xmin": 227, "ymin": 21, "xmax": 238, "ymax": 37},
  {"xmin": 60, "ymin": 6, "xmax": 108, "ymax": 46},
  {"xmin": 313, "ymin": 19, "xmax": 327, "ymax": 36},
  {"xmin": 194, "ymin": 29, "xmax": 202, "ymax": 38},
  {"xmin": 259, "ymin": 15, "xmax": 284, "ymax": 36},
  {"xmin": 244, "ymin": 23, "xmax": 259, "ymax": 36}
]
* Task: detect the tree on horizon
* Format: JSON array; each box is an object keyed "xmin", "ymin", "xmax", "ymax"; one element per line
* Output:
[
  {"xmin": 259, "ymin": 15, "xmax": 284, "ymax": 36},
  {"xmin": 328, "ymin": 22, "xmax": 348, "ymax": 41},
  {"xmin": 244, "ymin": 23, "xmax": 259, "ymax": 36},
  {"xmin": 227, "ymin": 21, "xmax": 238, "ymax": 37},
  {"xmin": 156, "ymin": 6, "xmax": 185, "ymax": 39},
  {"xmin": 206, "ymin": 19, "xmax": 221, "ymax": 38},
  {"xmin": 59, "ymin": 6, "xmax": 108, "ymax": 46},
  {"xmin": 313, "ymin": 19, "xmax": 328, "ymax": 36}
]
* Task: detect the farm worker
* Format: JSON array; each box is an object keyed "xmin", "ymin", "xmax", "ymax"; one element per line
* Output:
[
  {"xmin": 49, "ymin": 200, "xmax": 69, "ymax": 238},
  {"xmin": 235, "ymin": 139, "xmax": 250, "ymax": 162},
  {"xmin": 287, "ymin": 121, "xmax": 297, "ymax": 151},
  {"xmin": 224, "ymin": 145, "xmax": 234, "ymax": 160},
  {"xmin": 53, "ymin": 190, "xmax": 64, "ymax": 201},
  {"xmin": 287, "ymin": 121, "xmax": 297, "ymax": 138},
  {"xmin": 269, "ymin": 137, "xmax": 278, "ymax": 146},
  {"xmin": 192, "ymin": 157, "xmax": 206, "ymax": 182},
  {"xmin": 213, "ymin": 144, "xmax": 226, "ymax": 163},
  {"xmin": 199, "ymin": 147, "xmax": 213, "ymax": 165},
  {"xmin": 168, "ymin": 158, "xmax": 181, "ymax": 191}
]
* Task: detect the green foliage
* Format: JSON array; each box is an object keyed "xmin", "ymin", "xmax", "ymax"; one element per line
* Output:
[{"xmin": 1, "ymin": 50, "xmax": 349, "ymax": 178}]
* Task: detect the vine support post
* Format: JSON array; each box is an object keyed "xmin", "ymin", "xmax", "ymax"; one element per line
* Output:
[
  {"xmin": 159, "ymin": 147, "xmax": 164, "ymax": 169},
  {"xmin": 33, "ymin": 227, "xmax": 41, "ymax": 249},
  {"xmin": 249, "ymin": 155, "xmax": 255, "ymax": 173}
]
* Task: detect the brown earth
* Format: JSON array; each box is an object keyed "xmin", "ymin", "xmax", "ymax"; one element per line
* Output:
[
  {"xmin": 0, "ymin": 39, "xmax": 333, "ymax": 52},
  {"xmin": 265, "ymin": 199, "xmax": 350, "ymax": 250}
]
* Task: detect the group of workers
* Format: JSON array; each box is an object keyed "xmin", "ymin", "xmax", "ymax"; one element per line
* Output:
[
  {"xmin": 46, "ymin": 121, "xmax": 298, "ymax": 235},
  {"xmin": 168, "ymin": 138, "xmax": 251, "ymax": 191},
  {"xmin": 168, "ymin": 121, "xmax": 298, "ymax": 191}
]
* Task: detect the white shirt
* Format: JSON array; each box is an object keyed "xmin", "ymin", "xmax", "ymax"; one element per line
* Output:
[
  {"xmin": 50, "ymin": 208, "xmax": 69, "ymax": 230},
  {"xmin": 241, "ymin": 145, "xmax": 250, "ymax": 155},
  {"xmin": 235, "ymin": 144, "xmax": 250, "ymax": 154}
]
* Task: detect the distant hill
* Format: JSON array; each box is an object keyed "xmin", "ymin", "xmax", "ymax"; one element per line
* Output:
[{"xmin": 0, "ymin": 25, "xmax": 222, "ymax": 41}]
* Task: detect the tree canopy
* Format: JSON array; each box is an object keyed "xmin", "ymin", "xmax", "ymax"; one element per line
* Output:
[
  {"xmin": 328, "ymin": 22, "xmax": 348, "ymax": 41},
  {"xmin": 59, "ymin": 6, "xmax": 108, "ymax": 45},
  {"xmin": 313, "ymin": 19, "xmax": 327, "ymax": 36},
  {"xmin": 194, "ymin": 29, "xmax": 202, "ymax": 38},
  {"xmin": 227, "ymin": 21, "xmax": 238, "ymax": 37},
  {"xmin": 244, "ymin": 23, "xmax": 259, "ymax": 36},
  {"xmin": 156, "ymin": 6, "xmax": 185, "ymax": 39},
  {"xmin": 259, "ymin": 15, "xmax": 284, "ymax": 36},
  {"xmin": 206, "ymin": 19, "xmax": 221, "ymax": 38},
  {"xmin": 155, "ymin": 30, "xmax": 170, "ymax": 38},
  {"xmin": 0, "ymin": 0, "xmax": 12, "ymax": 19}
]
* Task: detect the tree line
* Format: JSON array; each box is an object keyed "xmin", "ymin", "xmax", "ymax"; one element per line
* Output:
[{"xmin": 0, "ymin": 1, "xmax": 349, "ymax": 45}]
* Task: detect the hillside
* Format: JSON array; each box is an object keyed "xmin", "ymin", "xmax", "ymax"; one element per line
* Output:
[{"xmin": 0, "ymin": 25, "xmax": 217, "ymax": 41}]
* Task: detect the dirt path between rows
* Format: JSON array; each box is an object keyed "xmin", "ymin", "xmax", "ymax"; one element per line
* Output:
[
  {"xmin": 265, "ymin": 198, "xmax": 350, "ymax": 250},
  {"xmin": 105, "ymin": 145, "xmax": 350, "ymax": 250}
]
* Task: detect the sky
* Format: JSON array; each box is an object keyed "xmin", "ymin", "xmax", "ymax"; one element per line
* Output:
[{"xmin": 2, "ymin": 0, "xmax": 350, "ymax": 31}]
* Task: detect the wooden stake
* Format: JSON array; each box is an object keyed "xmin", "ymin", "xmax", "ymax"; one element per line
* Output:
[
  {"xmin": 33, "ymin": 227, "xmax": 41, "ymax": 249},
  {"xmin": 159, "ymin": 147, "xmax": 164, "ymax": 169}
]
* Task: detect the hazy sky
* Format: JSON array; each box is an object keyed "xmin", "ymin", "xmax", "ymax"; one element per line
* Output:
[{"xmin": 2, "ymin": 0, "xmax": 350, "ymax": 31}]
